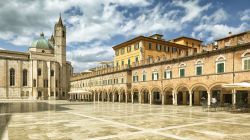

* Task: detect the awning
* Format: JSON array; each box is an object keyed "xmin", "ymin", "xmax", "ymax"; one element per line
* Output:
[
  {"xmin": 223, "ymin": 82, "xmax": 250, "ymax": 90},
  {"xmin": 68, "ymin": 90, "xmax": 92, "ymax": 94}
]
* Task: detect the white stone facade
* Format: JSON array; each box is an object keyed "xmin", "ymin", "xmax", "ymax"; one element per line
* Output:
[{"xmin": 0, "ymin": 16, "xmax": 72, "ymax": 100}]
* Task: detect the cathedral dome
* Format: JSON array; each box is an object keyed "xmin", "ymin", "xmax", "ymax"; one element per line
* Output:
[{"xmin": 31, "ymin": 33, "xmax": 53, "ymax": 49}]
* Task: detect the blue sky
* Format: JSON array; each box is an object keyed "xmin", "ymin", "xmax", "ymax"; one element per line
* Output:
[{"xmin": 0, "ymin": 0, "xmax": 249, "ymax": 72}]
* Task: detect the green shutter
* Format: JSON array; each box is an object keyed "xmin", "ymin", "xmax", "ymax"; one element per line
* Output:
[
  {"xmin": 170, "ymin": 71, "xmax": 172, "ymax": 78},
  {"xmin": 152, "ymin": 73, "xmax": 154, "ymax": 80},
  {"xmin": 217, "ymin": 63, "xmax": 224, "ymax": 73},
  {"xmin": 244, "ymin": 59, "xmax": 250, "ymax": 70},
  {"xmin": 164, "ymin": 71, "xmax": 166, "ymax": 79},
  {"xmin": 180, "ymin": 69, "xmax": 185, "ymax": 77},
  {"xmin": 157, "ymin": 73, "xmax": 159, "ymax": 80},
  {"xmin": 196, "ymin": 66, "xmax": 202, "ymax": 75}
]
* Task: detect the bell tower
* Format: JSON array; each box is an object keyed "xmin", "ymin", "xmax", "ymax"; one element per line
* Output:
[
  {"xmin": 53, "ymin": 14, "xmax": 67, "ymax": 99},
  {"xmin": 54, "ymin": 14, "xmax": 66, "ymax": 64}
]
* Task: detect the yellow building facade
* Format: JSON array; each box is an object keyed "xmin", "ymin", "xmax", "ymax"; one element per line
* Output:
[{"xmin": 113, "ymin": 34, "xmax": 200, "ymax": 68}]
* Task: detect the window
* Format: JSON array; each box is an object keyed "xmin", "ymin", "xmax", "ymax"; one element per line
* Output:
[
  {"xmin": 152, "ymin": 71, "xmax": 159, "ymax": 80},
  {"xmin": 44, "ymin": 79, "xmax": 48, "ymax": 88},
  {"xmin": 135, "ymin": 56, "xmax": 139, "ymax": 62},
  {"xmin": 216, "ymin": 56, "xmax": 226, "ymax": 73},
  {"xmin": 172, "ymin": 47, "xmax": 177, "ymax": 52},
  {"xmin": 33, "ymin": 79, "xmax": 36, "ymax": 87},
  {"xmin": 121, "ymin": 48, "xmax": 125, "ymax": 54},
  {"xmin": 157, "ymin": 56, "xmax": 160, "ymax": 61},
  {"xmin": 38, "ymin": 68, "xmax": 41, "ymax": 76},
  {"xmin": 133, "ymin": 72, "xmax": 139, "ymax": 82},
  {"xmin": 243, "ymin": 58, "xmax": 250, "ymax": 70},
  {"xmin": 121, "ymin": 78, "xmax": 124, "ymax": 83},
  {"xmin": 134, "ymin": 43, "xmax": 139, "ymax": 50},
  {"xmin": 51, "ymin": 70, "xmax": 54, "ymax": 76},
  {"xmin": 179, "ymin": 68, "xmax": 185, "ymax": 77},
  {"xmin": 164, "ymin": 46, "xmax": 167, "ymax": 52},
  {"xmin": 121, "ymin": 61, "xmax": 124, "ymax": 66},
  {"xmin": 115, "ymin": 50, "xmax": 119, "ymax": 56},
  {"xmin": 10, "ymin": 68, "xmax": 15, "ymax": 86},
  {"xmin": 62, "ymin": 31, "xmax": 65, "ymax": 38},
  {"xmin": 196, "ymin": 66, "xmax": 202, "ymax": 75},
  {"xmin": 127, "ymin": 46, "xmax": 131, "ymax": 52},
  {"xmin": 192, "ymin": 43, "xmax": 194, "ymax": 47},
  {"xmin": 164, "ymin": 70, "xmax": 172, "ymax": 79},
  {"xmin": 156, "ymin": 44, "xmax": 161, "ymax": 51},
  {"xmin": 142, "ymin": 71, "xmax": 146, "ymax": 81},
  {"xmin": 242, "ymin": 52, "xmax": 250, "ymax": 70},
  {"xmin": 23, "ymin": 69, "xmax": 28, "ymax": 86},
  {"xmin": 56, "ymin": 80, "xmax": 58, "ymax": 87},
  {"xmin": 148, "ymin": 43, "xmax": 152, "ymax": 50},
  {"xmin": 217, "ymin": 62, "xmax": 225, "ymax": 73}
]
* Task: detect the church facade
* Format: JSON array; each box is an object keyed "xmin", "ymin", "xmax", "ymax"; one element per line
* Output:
[{"xmin": 0, "ymin": 16, "xmax": 72, "ymax": 100}]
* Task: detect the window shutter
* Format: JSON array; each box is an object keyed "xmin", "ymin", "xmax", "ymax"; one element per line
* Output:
[
  {"xmin": 164, "ymin": 71, "xmax": 166, "ymax": 79},
  {"xmin": 156, "ymin": 73, "xmax": 159, "ymax": 80},
  {"xmin": 152, "ymin": 73, "xmax": 154, "ymax": 80},
  {"xmin": 170, "ymin": 71, "xmax": 172, "ymax": 78},
  {"xmin": 244, "ymin": 59, "xmax": 248, "ymax": 70},
  {"xmin": 248, "ymin": 60, "xmax": 250, "ymax": 70}
]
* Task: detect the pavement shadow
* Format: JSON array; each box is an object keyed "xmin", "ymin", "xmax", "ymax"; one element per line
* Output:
[{"xmin": 0, "ymin": 102, "xmax": 71, "ymax": 139}]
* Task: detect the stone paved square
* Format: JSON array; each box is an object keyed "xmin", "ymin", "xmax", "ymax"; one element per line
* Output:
[{"xmin": 1, "ymin": 101, "xmax": 250, "ymax": 140}]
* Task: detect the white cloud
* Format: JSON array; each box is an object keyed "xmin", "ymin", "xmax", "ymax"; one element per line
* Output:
[
  {"xmin": 239, "ymin": 9, "xmax": 250, "ymax": 21},
  {"xmin": 172, "ymin": 0, "xmax": 211, "ymax": 23},
  {"xmin": 201, "ymin": 9, "xmax": 228, "ymax": 24},
  {"xmin": 67, "ymin": 43, "xmax": 114, "ymax": 72},
  {"xmin": 0, "ymin": 0, "xmax": 248, "ymax": 72},
  {"xmin": 193, "ymin": 23, "xmax": 249, "ymax": 42}
]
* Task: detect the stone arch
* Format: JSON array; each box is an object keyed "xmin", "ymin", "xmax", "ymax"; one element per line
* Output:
[
  {"xmin": 208, "ymin": 82, "xmax": 228, "ymax": 91},
  {"xmin": 209, "ymin": 82, "xmax": 230, "ymax": 105},
  {"xmin": 175, "ymin": 84, "xmax": 190, "ymax": 105},
  {"xmin": 140, "ymin": 87, "xmax": 150, "ymax": 104},
  {"xmin": 119, "ymin": 88, "xmax": 126, "ymax": 102},
  {"xmin": 175, "ymin": 83, "xmax": 190, "ymax": 92},
  {"xmin": 190, "ymin": 83, "xmax": 209, "ymax": 92},
  {"xmin": 132, "ymin": 87, "xmax": 139, "ymax": 103},
  {"xmin": 216, "ymin": 55, "xmax": 226, "ymax": 61},
  {"xmin": 242, "ymin": 49, "xmax": 250, "ymax": 57},
  {"xmin": 190, "ymin": 83, "xmax": 209, "ymax": 106},
  {"xmin": 151, "ymin": 87, "xmax": 162, "ymax": 105},
  {"xmin": 195, "ymin": 59, "xmax": 204, "ymax": 65},
  {"xmin": 163, "ymin": 86, "xmax": 174, "ymax": 105}
]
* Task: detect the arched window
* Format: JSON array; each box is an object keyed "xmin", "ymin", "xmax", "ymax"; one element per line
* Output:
[
  {"xmin": 242, "ymin": 51, "xmax": 250, "ymax": 70},
  {"xmin": 10, "ymin": 68, "xmax": 15, "ymax": 86},
  {"xmin": 216, "ymin": 55, "xmax": 226, "ymax": 73},
  {"xmin": 133, "ymin": 72, "xmax": 139, "ymax": 82},
  {"xmin": 152, "ymin": 69, "xmax": 159, "ymax": 81},
  {"xmin": 38, "ymin": 68, "xmax": 41, "ymax": 76},
  {"xmin": 23, "ymin": 69, "xmax": 28, "ymax": 86},
  {"xmin": 179, "ymin": 63, "xmax": 186, "ymax": 77},
  {"xmin": 164, "ymin": 65, "xmax": 172, "ymax": 79},
  {"xmin": 50, "ymin": 70, "xmax": 54, "ymax": 76},
  {"xmin": 195, "ymin": 60, "xmax": 203, "ymax": 76}
]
